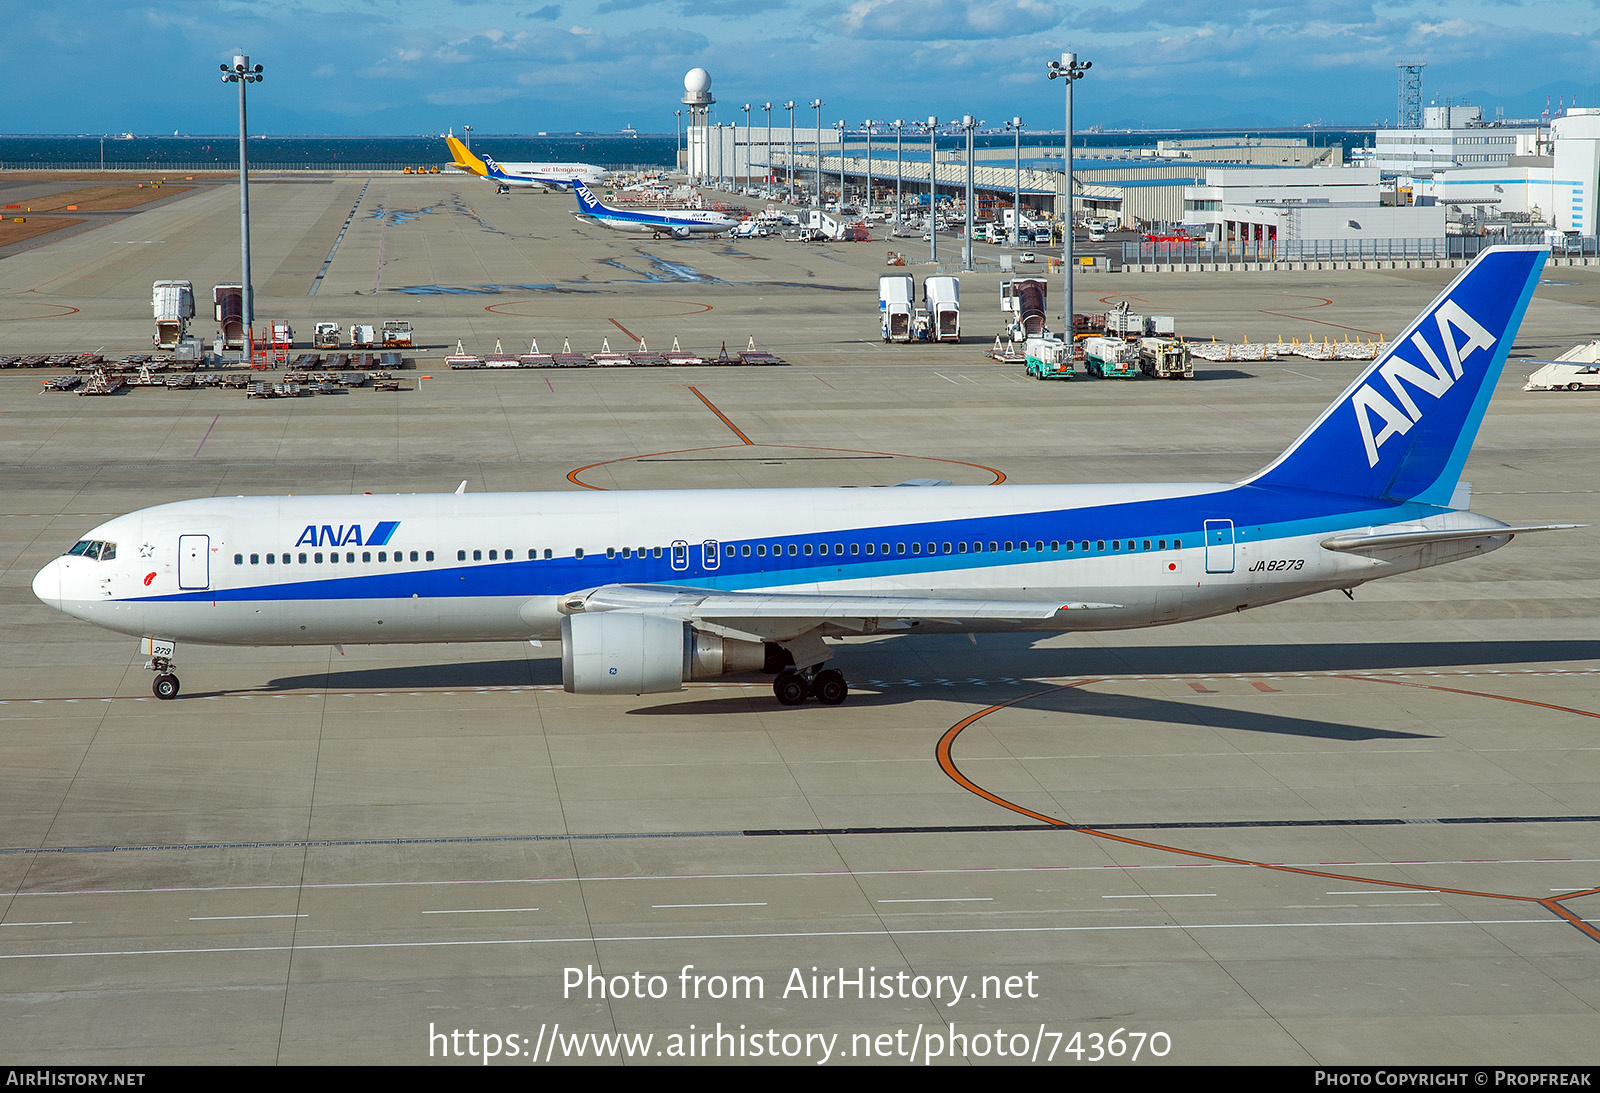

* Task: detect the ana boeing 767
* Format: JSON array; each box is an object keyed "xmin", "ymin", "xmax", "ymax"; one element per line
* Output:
[
  {"xmin": 32, "ymin": 247, "xmax": 1570, "ymax": 705},
  {"xmin": 569, "ymin": 181, "xmax": 738, "ymax": 238}
]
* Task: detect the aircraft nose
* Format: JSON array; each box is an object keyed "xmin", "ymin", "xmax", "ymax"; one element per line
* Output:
[{"xmin": 32, "ymin": 557, "xmax": 62, "ymax": 609}]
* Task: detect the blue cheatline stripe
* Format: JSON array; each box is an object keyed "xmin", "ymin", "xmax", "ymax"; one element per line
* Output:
[{"xmin": 127, "ymin": 484, "xmax": 1430, "ymax": 605}]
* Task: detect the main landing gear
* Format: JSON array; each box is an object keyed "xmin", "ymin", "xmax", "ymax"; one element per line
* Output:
[{"xmin": 773, "ymin": 667, "xmax": 849, "ymax": 707}]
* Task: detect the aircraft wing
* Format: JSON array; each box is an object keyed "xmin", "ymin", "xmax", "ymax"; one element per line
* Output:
[{"xmin": 565, "ymin": 583, "xmax": 1120, "ymax": 641}]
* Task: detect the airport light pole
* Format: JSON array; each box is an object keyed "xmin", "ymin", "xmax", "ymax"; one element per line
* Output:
[
  {"xmin": 462, "ymin": 124, "xmax": 472, "ymax": 151},
  {"xmin": 810, "ymin": 99, "xmax": 823, "ymax": 207},
  {"xmin": 891, "ymin": 119, "xmax": 904, "ymax": 229},
  {"xmin": 674, "ymin": 110, "xmax": 682, "ymax": 174},
  {"xmin": 926, "ymin": 116, "xmax": 938, "ymax": 265},
  {"xmin": 1006, "ymin": 117, "xmax": 1024, "ymax": 246},
  {"xmin": 835, "ymin": 120, "xmax": 846, "ymax": 209},
  {"xmin": 220, "ymin": 53, "xmax": 263, "ymax": 350},
  {"xmin": 761, "ymin": 102, "xmax": 772, "ymax": 187},
  {"xmin": 862, "ymin": 120, "xmax": 875, "ymax": 215},
  {"xmin": 1048, "ymin": 51, "xmax": 1090, "ymax": 339},
  {"xmin": 741, "ymin": 103, "xmax": 751, "ymax": 187},
  {"xmin": 784, "ymin": 101, "xmax": 796, "ymax": 198},
  {"xmin": 961, "ymin": 115, "xmax": 977, "ymax": 271}
]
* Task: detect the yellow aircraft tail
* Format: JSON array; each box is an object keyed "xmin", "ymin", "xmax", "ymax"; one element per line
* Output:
[{"xmin": 445, "ymin": 135, "xmax": 488, "ymax": 177}]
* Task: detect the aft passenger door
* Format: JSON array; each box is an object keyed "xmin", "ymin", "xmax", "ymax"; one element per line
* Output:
[
  {"xmin": 1203, "ymin": 520, "xmax": 1235, "ymax": 574},
  {"xmin": 177, "ymin": 534, "xmax": 210, "ymax": 590}
]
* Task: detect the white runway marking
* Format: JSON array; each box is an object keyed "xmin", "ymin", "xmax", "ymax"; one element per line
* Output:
[
  {"xmin": 878, "ymin": 898, "xmax": 993, "ymax": 904},
  {"xmin": 188, "ymin": 914, "xmax": 307, "ymax": 921},
  {"xmin": 0, "ymin": 917, "xmax": 1568, "ymax": 962},
  {"xmin": 12, "ymin": 857, "xmax": 1598, "ymax": 896}
]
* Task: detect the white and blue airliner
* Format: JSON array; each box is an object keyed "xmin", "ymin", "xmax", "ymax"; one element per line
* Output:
[
  {"xmin": 32, "ymin": 247, "xmax": 1570, "ymax": 705},
  {"xmin": 442, "ymin": 135, "xmax": 609, "ymax": 194},
  {"xmin": 570, "ymin": 181, "xmax": 738, "ymax": 238}
]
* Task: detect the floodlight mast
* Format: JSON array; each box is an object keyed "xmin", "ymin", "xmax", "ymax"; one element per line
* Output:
[
  {"xmin": 220, "ymin": 54, "xmax": 263, "ymax": 349},
  {"xmin": 1047, "ymin": 51, "xmax": 1089, "ymax": 340},
  {"xmin": 810, "ymin": 99, "xmax": 824, "ymax": 207}
]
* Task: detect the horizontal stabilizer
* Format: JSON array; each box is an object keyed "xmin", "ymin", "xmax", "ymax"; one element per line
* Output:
[{"xmin": 1320, "ymin": 523, "xmax": 1579, "ymax": 553}]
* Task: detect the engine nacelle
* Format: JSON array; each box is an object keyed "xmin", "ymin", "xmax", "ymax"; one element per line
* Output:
[{"xmin": 561, "ymin": 613, "xmax": 766, "ymax": 695}]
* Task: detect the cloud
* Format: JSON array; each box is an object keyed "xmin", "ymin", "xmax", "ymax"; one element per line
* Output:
[{"xmin": 839, "ymin": 0, "xmax": 1059, "ymax": 39}]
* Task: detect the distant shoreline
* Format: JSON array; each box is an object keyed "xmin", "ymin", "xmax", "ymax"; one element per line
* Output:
[{"xmin": 0, "ymin": 128, "xmax": 1380, "ymax": 173}]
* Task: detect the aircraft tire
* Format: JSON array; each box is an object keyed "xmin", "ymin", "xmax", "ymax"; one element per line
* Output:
[
  {"xmin": 153, "ymin": 674, "xmax": 180, "ymax": 700},
  {"xmin": 813, "ymin": 670, "xmax": 848, "ymax": 706},
  {"xmin": 773, "ymin": 671, "xmax": 809, "ymax": 706}
]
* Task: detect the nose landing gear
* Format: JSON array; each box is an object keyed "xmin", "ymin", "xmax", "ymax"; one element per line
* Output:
[{"xmin": 141, "ymin": 637, "xmax": 180, "ymax": 700}]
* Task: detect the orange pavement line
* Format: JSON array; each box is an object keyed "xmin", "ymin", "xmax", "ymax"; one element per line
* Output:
[
  {"xmin": 934, "ymin": 678, "xmax": 1600, "ymax": 941},
  {"xmin": 687, "ymin": 386, "xmax": 754, "ymax": 445}
]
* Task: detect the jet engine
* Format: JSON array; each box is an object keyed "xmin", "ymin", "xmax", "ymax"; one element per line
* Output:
[{"xmin": 561, "ymin": 612, "xmax": 765, "ymax": 695}]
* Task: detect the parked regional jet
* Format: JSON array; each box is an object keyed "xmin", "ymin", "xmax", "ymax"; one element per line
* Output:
[
  {"xmin": 33, "ymin": 248, "xmax": 1571, "ymax": 706},
  {"xmin": 570, "ymin": 181, "xmax": 738, "ymax": 238},
  {"xmin": 443, "ymin": 135, "xmax": 608, "ymax": 193}
]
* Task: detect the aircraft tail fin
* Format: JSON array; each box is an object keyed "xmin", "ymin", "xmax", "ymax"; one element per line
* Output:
[
  {"xmin": 444, "ymin": 136, "xmax": 488, "ymax": 177},
  {"xmin": 572, "ymin": 181, "xmax": 607, "ymax": 217},
  {"xmin": 1244, "ymin": 245, "xmax": 1546, "ymax": 507}
]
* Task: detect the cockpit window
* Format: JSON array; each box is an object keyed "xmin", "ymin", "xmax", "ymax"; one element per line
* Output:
[{"xmin": 63, "ymin": 540, "xmax": 116, "ymax": 561}]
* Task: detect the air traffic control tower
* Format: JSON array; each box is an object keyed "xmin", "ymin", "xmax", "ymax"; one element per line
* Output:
[{"xmin": 681, "ymin": 67, "xmax": 715, "ymax": 183}]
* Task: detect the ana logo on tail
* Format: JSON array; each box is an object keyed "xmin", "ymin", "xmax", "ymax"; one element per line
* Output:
[{"xmin": 1352, "ymin": 300, "xmax": 1496, "ymax": 467}]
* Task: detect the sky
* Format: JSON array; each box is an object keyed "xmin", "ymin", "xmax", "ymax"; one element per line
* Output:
[{"xmin": 5, "ymin": 0, "xmax": 1599, "ymax": 135}]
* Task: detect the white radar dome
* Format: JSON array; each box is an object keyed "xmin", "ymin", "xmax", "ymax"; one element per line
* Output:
[{"xmin": 684, "ymin": 68, "xmax": 712, "ymax": 94}]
